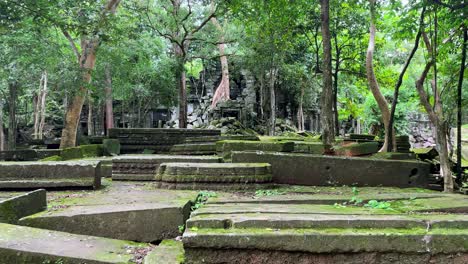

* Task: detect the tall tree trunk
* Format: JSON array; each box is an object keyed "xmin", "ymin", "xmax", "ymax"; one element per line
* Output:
[
  {"xmin": 60, "ymin": 38, "xmax": 98, "ymax": 148},
  {"xmin": 333, "ymin": 34, "xmax": 340, "ymax": 136},
  {"xmin": 105, "ymin": 65, "xmax": 114, "ymax": 135},
  {"xmin": 33, "ymin": 75, "xmax": 42, "ymax": 140},
  {"xmin": 59, "ymin": 0, "xmax": 121, "ymax": 148},
  {"xmin": 8, "ymin": 81, "xmax": 17, "ymax": 150},
  {"xmin": 87, "ymin": 97, "xmax": 94, "ymax": 136},
  {"xmin": 38, "ymin": 70, "xmax": 48, "ymax": 139},
  {"xmin": 0, "ymin": 100, "xmax": 5, "ymax": 151},
  {"xmin": 416, "ymin": 32, "xmax": 453, "ymax": 192},
  {"xmin": 211, "ymin": 17, "xmax": 230, "ymax": 107},
  {"xmin": 366, "ymin": 0, "xmax": 391, "ymax": 152},
  {"xmin": 176, "ymin": 57, "xmax": 188, "ymax": 128},
  {"xmin": 320, "ymin": 0, "xmax": 335, "ymax": 153},
  {"xmin": 268, "ymin": 68, "xmax": 277, "ymax": 136},
  {"xmin": 456, "ymin": 27, "xmax": 466, "ymax": 181},
  {"xmin": 297, "ymin": 81, "xmax": 305, "ymax": 131},
  {"xmin": 387, "ymin": 7, "xmax": 425, "ymax": 151}
]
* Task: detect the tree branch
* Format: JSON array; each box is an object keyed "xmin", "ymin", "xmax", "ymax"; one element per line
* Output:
[{"xmin": 62, "ymin": 29, "xmax": 81, "ymax": 62}]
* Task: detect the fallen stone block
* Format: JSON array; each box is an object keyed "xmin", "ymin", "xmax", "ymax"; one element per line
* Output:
[
  {"xmin": 292, "ymin": 141, "xmax": 324, "ymax": 154},
  {"xmin": 232, "ymin": 151, "xmax": 430, "ymax": 187},
  {"xmin": 216, "ymin": 140, "xmax": 295, "ymax": 159},
  {"xmin": 19, "ymin": 186, "xmax": 194, "ymax": 242},
  {"xmin": 112, "ymin": 155, "xmax": 222, "ymax": 181},
  {"xmin": 156, "ymin": 163, "xmax": 273, "ymax": 190},
  {"xmin": 0, "ymin": 189, "xmax": 46, "ymax": 224},
  {"xmin": 102, "ymin": 138, "xmax": 121, "ymax": 156},
  {"xmin": 0, "ymin": 149, "xmax": 38, "ymax": 161},
  {"xmin": 0, "ymin": 223, "xmax": 148, "ymax": 263},
  {"xmin": 0, "ymin": 160, "xmax": 102, "ymax": 189}
]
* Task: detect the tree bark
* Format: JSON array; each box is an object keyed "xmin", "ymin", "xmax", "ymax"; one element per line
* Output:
[
  {"xmin": 38, "ymin": 71, "xmax": 48, "ymax": 139},
  {"xmin": 175, "ymin": 55, "xmax": 188, "ymax": 128},
  {"xmin": 333, "ymin": 34, "xmax": 340, "ymax": 136},
  {"xmin": 8, "ymin": 81, "xmax": 17, "ymax": 150},
  {"xmin": 105, "ymin": 65, "xmax": 114, "ymax": 135},
  {"xmin": 320, "ymin": 0, "xmax": 335, "ymax": 153},
  {"xmin": 297, "ymin": 81, "xmax": 305, "ymax": 131},
  {"xmin": 33, "ymin": 76, "xmax": 41, "ymax": 139},
  {"xmin": 366, "ymin": 0, "xmax": 391, "ymax": 152},
  {"xmin": 87, "ymin": 96, "xmax": 94, "ymax": 136},
  {"xmin": 211, "ymin": 17, "xmax": 230, "ymax": 108},
  {"xmin": 0, "ymin": 100, "xmax": 5, "ymax": 151},
  {"xmin": 59, "ymin": 0, "xmax": 121, "ymax": 148}
]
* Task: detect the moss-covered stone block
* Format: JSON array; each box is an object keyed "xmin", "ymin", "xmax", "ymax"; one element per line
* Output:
[
  {"xmin": 0, "ymin": 190, "xmax": 46, "ymax": 224},
  {"xmin": 80, "ymin": 144, "xmax": 103, "ymax": 158},
  {"xmin": 60, "ymin": 147, "xmax": 83, "ymax": 161},
  {"xmin": 216, "ymin": 140, "xmax": 294, "ymax": 159},
  {"xmin": 293, "ymin": 142, "xmax": 324, "ymax": 154},
  {"xmin": 102, "ymin": 139, "xmax": 121, "ymax": 156},
  {"xmin": 371, "ymin": 152, "xmax": 416, "ymax": 160},
  {"xmin": 334, "ymin": 142, "xmax": 379, "ymax": 156}
]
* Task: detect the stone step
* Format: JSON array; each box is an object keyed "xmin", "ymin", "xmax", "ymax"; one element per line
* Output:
[
  {"xmin": 216, "ymin": 140, "xmax": 295, "ymax": 159},
  {"xmin": 19, "ymin": 184, "xmax": 195, "ymax": 242},
  {"xmin": 156, "ymin": 163, "xmax": 273, "ymax": 190},
  {"xmin": 112, "ymin": 155, "xmax": 222, "ymax": 181},
  {"xmin": 182, "ymin": 227, "xmax": 468, "ymax": 263},
  {"xmin": 0, "ymin": 161, "xmax": 102, "ymax": 189},
  {"xmin": 169, "ymin": 143, "xmax": 217, "ymax": 155},
  {"xmin": 0, "ymin": 223, "xmax": 149, "ymax": 263},
  {"xmin": 187, "ymin": 213, "xmax": 468, "ymax": 230}
]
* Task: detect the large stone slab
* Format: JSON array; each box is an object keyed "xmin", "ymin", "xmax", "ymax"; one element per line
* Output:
[
  {"xmin": 112, "ymin": 154, "xmax": 222, "ymax": 181},
  {"xmin": 144, "ymin": 240, "xmax": 184, "ymax": 264},
  {"xmin": 0, "ymin": 189, "xmax": 46, "ymax": 224},
  {"xmin": 170, "ymin": 143, "xmax": 217, "ymax": 155},
  {"xmin": 0, "ymin": 223, "xmax": 149, "ymax": 263},
  {"xmin": 232, "ymin": 151, "xmax": 430, "ymax": 187},
  {"xmin": 0, "ymin": 160, "xmax": 102, "ymax": 189},
  {"xmin": 19, "ymin": 182, "xmax": 196, "ymax": 242},
  {"xmin": 0, "ymin": 149, "xmax": 61, "ymax": 161},
  {"xmin": 156, "ymin": 163, "xmax": 273, "ymax": 190},
  {"xmin": 108, "ymin": 128, "xmax": 221, "ymax": 154}
]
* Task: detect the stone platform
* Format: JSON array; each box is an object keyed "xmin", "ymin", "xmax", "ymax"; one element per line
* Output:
[
  {"xmin": 232, "ymin": 151, "xmax": 430, "ymax": 187},
  {"xmin": 108, "ymin": 128, "xmax": 221, "ymax": 154},
  {"xmin": 156, "ymin": 163, "xmax": 273, "ymax": 190},
  {"xmin": 112, "ymin": 155, "xmax": 222, "ymax": 181},
  {"xmin": 183, "ymin": 187, "xmax": 468, "ymax": 264},
  {"xmin": 0, "ymin": 223, "xmax": 149, "ymax": 263},
  {"xmin": 19, "ymin": 181, "xmax": 197, "ymax": 242},
  {"xmin": 0, "ymin": 160, "xmax": 102, "ymax": 189}
]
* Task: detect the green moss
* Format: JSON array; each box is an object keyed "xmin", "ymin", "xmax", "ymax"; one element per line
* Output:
[
  {"xmin": 102, "ymin": 139, "xmax": 120, "ymax": 156},
  {"xmin": 60, "ymin": 147, "xmax": 83, "ymax": 161},
  {"xmin": 0, "ymin": 201, "xmax": 17, "ymax": 223},
  {"xmin": 39, "ymin": 155, "xmax": 63, "ymax": 162},
  {"xmin": 80, "ymin": 144, "xmax": 103, "ymax": 158}
]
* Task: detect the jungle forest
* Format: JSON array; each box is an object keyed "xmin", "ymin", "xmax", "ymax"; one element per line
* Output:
[{"xmin": 0, "ymin": 0, "xmax": 467, "ymax": 194}]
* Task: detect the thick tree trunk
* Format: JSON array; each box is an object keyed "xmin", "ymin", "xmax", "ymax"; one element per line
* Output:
[
  {"xmin": 320, "ymin": 0, "xmax": 335, "ymax": 153},
  {"xmin": 0, "ymin": 100, "xmax": 5, "ymax": 151},
  {"xmin": 105, "ymin": 65, "xmax": 114, "ymax": 134},
  {"xmin": 7, "ymin": 82, "xmax": 18, "ymax": 150},
  {"xmin": 366, "ymin": 0, "xmax": 391, "ymax": 152},
  {"xmin": 59, "ymin": 0, "xmax": 120, "ymax": 148},
  {"xmin": 33, "ymin": 77, "xmax": 41, "ymax": 140},
  {"xmin": 60, "ymin": 39, "xmax": 98, "ymax": 148},
  {"xmin": 38, "ymin": 71, "xmax": 48, "ymax": 139},
  {"xmin": 211, "ymin": 17, "xmax": 230, "ymax": 108},
  {"xmin": 456, "ymin": 27, "xmax": 466, "ymax": 181},
  {"xmin": 333, "ymin": 34, "xmax": 340, "ymax": 136}
]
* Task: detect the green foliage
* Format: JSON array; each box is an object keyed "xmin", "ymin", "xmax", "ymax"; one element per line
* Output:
[
  {"xmin": 364, "ymin": 200, "xmax": 392, "ymax": 210},
  {"xmin": 191, "ymin": 191, "xmax": 217, "ymax": 211}
]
